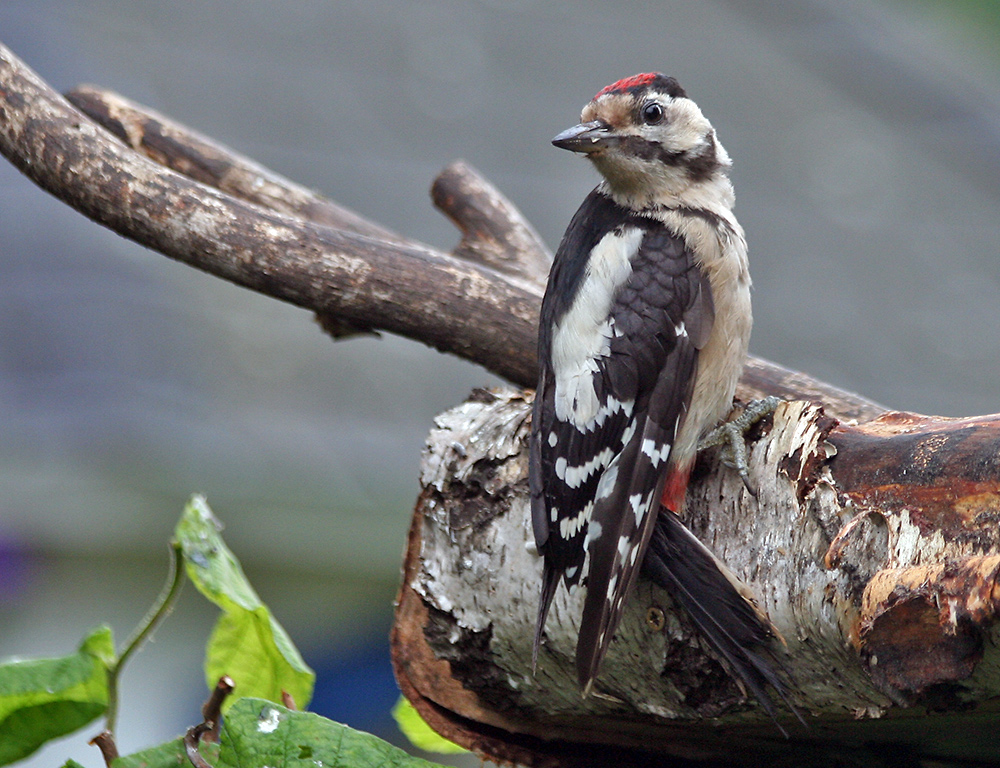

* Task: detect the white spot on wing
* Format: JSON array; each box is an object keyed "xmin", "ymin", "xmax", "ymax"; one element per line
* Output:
[
  {"xmin": 555, "ymin": 456, "xmax": 567, "ymax": 480},
  {"xmin": 630, "ymin": 491, "xmax": 655, "ymax": 527},
  {"xmin": 595, "ymin": 459, "xmax": 619, "ymax": 501},
  {"xmin": 620, "ymin": 416, "xmax": 638, "ymax": 448},
  {"xmin": 585, "ymin": 520, "xmax": 604, "ymax": 547},
  {"xmin": 594, "ymin": 398, "xmax": 619, "ymax": 428},
  {"xmin": 559, "ymin": 502, "xmax": 593, "ymax": 540},
  {"xmin": 617, "ymin": 535, "xmax": 630, "ymax": 557},
  {"xmin": 641, "ymin": 438, "xmax": 671, "ymax": 467},
  {"xmin": 562, "ymin": 447, "xmax": 615, "ymax": 489},
  {"xmin": 548, "ymin": 431, "xmax": 558, "ymax": 447}
]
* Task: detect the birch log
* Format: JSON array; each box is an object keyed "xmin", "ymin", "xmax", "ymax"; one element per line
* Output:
[{"xmin": 394, "ymin": 392, "xmax": 1000, "ymax": 766}]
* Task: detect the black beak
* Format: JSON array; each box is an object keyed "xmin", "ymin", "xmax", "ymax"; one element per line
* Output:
[{"xmin": 552, "ymin": 120, "xmax": 611, "ymax": 153}]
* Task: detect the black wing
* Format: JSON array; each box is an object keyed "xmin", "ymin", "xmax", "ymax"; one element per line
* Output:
[{"xmin": 530, "ymin": 189, "xmax": 714, "ymax": 683}]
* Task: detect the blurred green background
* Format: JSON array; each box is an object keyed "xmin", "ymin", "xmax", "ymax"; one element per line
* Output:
[{"xmin": 2, "ymin": 1, "xmax": 1000, "ymax": 765}]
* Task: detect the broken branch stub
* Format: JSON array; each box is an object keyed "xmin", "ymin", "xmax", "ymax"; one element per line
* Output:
[{"xmin": 829, "ymin": 412, "xmax": 1000, "ymax": 706}]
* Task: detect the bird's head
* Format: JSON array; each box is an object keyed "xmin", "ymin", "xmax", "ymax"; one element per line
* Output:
[{"xmin": 553, "ymin": 73, "xmax": 731, "ymax": 206}]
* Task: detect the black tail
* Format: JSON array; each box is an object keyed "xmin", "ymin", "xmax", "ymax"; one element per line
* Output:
[
  {"xmin": 533, "ymin": 562, "xmax": 561, "ymax": 671},
  {"xmin": 643, "ymin": 510, "xmax": 803, "ymax": 734}
]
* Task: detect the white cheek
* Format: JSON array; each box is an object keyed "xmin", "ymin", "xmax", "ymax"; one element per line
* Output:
[{"xmin": 658, "ymin": 98, "xmax": 712, "ymax": 154}]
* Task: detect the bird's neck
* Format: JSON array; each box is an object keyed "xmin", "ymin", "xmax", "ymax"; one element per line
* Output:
[{"xmin": 599, "ymin": 171, "xmax": 735, "ymax": 216}]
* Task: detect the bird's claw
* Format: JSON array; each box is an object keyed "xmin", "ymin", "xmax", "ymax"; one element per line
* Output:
[{"xmin": 698, "ymin": 396, "xmax": 782, "ymax": 497}]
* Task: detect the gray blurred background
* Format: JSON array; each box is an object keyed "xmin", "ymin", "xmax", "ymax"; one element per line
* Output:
[{"xmin": 2, "ymin": 0, "xmax": 999, "ymax": 764}]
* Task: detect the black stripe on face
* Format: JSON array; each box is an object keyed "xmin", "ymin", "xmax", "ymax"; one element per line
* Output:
[
  {"xmin": 685, "ymin": 131, "xmax": 722, "ymax": 182},
  {"xmin": 617, "ymin": 135, "xmax": 721, "ymax": 181}
]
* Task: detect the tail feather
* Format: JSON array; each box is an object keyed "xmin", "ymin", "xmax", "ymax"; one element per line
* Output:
[
  {"xmin": 533, "ymin": 562, "xmax": 561, "ymax": 671},
  {"xmin": 643, "ymin": 509, "xmax": 803, "ymax": 732}
]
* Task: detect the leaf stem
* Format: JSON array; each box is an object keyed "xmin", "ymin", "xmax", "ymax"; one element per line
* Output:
[{"xmin": 105, "ymin": 541, "xmax": 186, "ymax": 735}]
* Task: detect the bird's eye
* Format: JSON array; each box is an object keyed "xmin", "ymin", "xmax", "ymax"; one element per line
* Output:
[{"xmin": 641, "ymin": 101, "xmax": 665, "ymax": 125}]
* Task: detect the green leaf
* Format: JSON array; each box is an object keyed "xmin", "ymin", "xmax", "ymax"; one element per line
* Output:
[
  {"xmin": 392, "ymin": 696, "xmax": 468, "ymax": 755},
  {"xmin": 204, "ymin": 608, "xmax": 313, "ymax": 712},
  {"xmin": 112, "ymin": 737, "xmax": 218, "ymax": 768},
  {"xmin": 174, "ymin": 496, "xmax": 314, "ymax": 710},
  {"xmin": 174, "ymin": 496, "xmax": 261, "ymax": 614},
  {"xmin": 0, "ymin": 626, "xmax": 115, "ymax": 765},
  {"xmin": 217, "ymin": 698, "xmax": 444, "ymax": 768}
]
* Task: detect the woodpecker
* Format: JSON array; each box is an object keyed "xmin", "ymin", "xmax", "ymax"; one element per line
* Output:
[{"xmin": 530, "ymin": 73, "xmax": 788, "ymax": 713}]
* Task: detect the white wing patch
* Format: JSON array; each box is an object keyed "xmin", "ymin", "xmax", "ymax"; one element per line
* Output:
[{"xmin": 551, "ymin": 227, "xmax": 643, "ymax": 430}]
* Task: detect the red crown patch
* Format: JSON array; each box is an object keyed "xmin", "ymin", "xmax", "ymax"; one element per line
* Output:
[{"xmin": 595, "ymin": 72, "xmax": 661, "ymax": 99}]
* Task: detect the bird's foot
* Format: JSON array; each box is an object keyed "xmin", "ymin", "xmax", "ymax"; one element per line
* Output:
[{"xmin": 698, "ymin": 396, "xmax": 783, "ymax": 497}]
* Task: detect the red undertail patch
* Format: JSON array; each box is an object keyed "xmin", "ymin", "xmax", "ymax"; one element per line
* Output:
[{"xmin": 661, "ymin": 461, "xmax": 694, "ymax": 513}]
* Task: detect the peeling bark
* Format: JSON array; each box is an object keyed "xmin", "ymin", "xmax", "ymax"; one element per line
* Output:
[
  {"xmin": 394, "ymin": 393, "xmax": 1000, "ymax": 766},
  {"xmin": 829, "ymin": 413, "xmax": 1000, "ymax": 710}
]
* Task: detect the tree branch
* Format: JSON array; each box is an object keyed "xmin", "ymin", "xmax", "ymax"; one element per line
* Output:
[
  {"xmin": 0, "ymin": 42, "xmax": 889, "ymax": 415},
  {"xmin": 63, "ymin": 85, "xmax": 409, "ymax": 243},
  {"xmin": 0, "ymin": 44, "xmax": 538, "ymax": 384}
]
